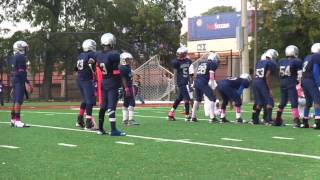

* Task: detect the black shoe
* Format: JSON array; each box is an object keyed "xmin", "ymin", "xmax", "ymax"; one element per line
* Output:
[
  {"xmin": 301, "ymin": 118, "xmax": 310, "ymax": 128},
  {"xmin": 272, "ymin": 118, "xmax": 283, "ymax": 126},
  {"xmin": 129, "ymin": 120, "xmax": 140, "ymax": 125},
  {"xmin": 97, "ymin": 129, "xmax": 108, "ymax": 135},
  {"xmin": 190, "ymin": 118, "xmax": 198, "ymax": 122},
  {"xmin": 314, "ymin": 119, "xmax": 320, "ymax": 130},
  {"xmin": 85, "ymin": 119, "xmax": 94, "ymax": 129},
  {"xmin": 293, "ymin": 118, "xmax": 301, "ymax": 128},
  {"xmin": 209, "ymin": 118, "xmax": 218, "ymax": 123},
  {"xmin": 122, "ymin": 120, "xmax": 129, "ymax": 126},
  {"xmin": 77, "ymin": 115, "xmax": 85, "ymax": 128},
  {"xmin": 221, "ymin": 117, "xmax": 230, "ymax": 123},
  {"xmin": 236, "ymin": 118, "xmax": 243, "ymax": 123}
]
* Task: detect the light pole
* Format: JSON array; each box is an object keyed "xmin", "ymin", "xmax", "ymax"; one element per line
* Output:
[{"xmin": 241, "ymin": 0, "xmax": 250, "ymax": 102}]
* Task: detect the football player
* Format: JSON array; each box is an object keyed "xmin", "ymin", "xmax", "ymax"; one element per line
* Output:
[
  {"xmin": 96, "ymin": 33, "xmax": 126, "ymax": 136},
  {"xmin": 191, "ymin": 52, "xmax": 220, "ymax": 123},
  {"xmin": 217, "ymin": 73, "xmax": 252, "ymax": 123},
  {"xmin": 167, "ymin": 47, "xmax": 193, "ymax": 121},
  {"xmin": 119, "ymin": 52, "xmax": 139, "ymax": 126},
  {"xmin": 10, "ymin": 40, "xmax": 32, "ymax": 127},
  {"xmin": 75, "ymin": 39, "xmax": 98, "ymax": 130},
  {"xmin": 301, "ymin": 43, "xmax": 320, "ymax": 129},
  {"xmin": 274, "ymin": 45, "xmax": 303, "ymax": 127},
  {"xmin": 251, "ymin": 49, "xmax": 278, "ymax": 125}
]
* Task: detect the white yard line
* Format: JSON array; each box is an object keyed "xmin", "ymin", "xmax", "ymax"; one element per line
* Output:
[
  {"xmin": 221, "ymin": 138, "xmax": 243, "ymax": 142},
  {"xmin": 272, "ymin": 136, "xmax": 295, "ymax": 140},
  {"xmin": 58, "ymin": 143, "xmax": 77, "ymax": 147},
  {"xmin": 115, "ymin": 141, "xmax": 135, "ymax": 145},
  {"xmin": 0, "ymin": 145, "xmax": 20, "ymax": 149},
  {"xmin": 0, "ymin": 121, "xmax": 320, "ymax": 160}
]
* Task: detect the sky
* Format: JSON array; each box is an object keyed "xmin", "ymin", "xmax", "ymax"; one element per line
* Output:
[{"xmin": 0, "ymin": 0, "xmax": 248, "ymax": 38}]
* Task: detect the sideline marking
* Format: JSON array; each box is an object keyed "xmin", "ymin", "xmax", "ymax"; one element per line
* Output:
[
  {"xmin": 1, "ymin": 122, "xmax": 320, "ymax": 160},
  {"xmin": 58, "ymin": 143, "xmax": 77, "ymax": 147},
  {"xmin": 115, "ymin": 141, "xmax": 135, "ymax": 145},
  {"xmin": 0, "ymin": 145, "xmax": 20, "ymax": 149},
  {"xmin": 272, "ymin": 136, "xmax": 294, "ymax": 140},
  {"xmin": 221, "ymin": 138, "xmax": 243, "ymax": 142}
]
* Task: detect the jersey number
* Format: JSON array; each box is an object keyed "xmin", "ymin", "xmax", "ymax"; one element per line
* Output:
[
  {"xmin": 77, "ymin": 59, "xmax": 84, "ymax": 70},
  {"xmin": 279, "ymin": 66, "xmax": 291, "ymax": 77},
  {"xmin": 99, "ymin": 63, "xmax": 108, "ymax": 75},
  {"xmin": 197, "ymin": 64, "xmax": 207, "ymax": 75},
  {"xmin": 302, "ymin": 61, "xmax": 308, "ymax": 72},
  {"xmin": 255, "ymin": 68, "xmax": 265, "ymax": 78}
]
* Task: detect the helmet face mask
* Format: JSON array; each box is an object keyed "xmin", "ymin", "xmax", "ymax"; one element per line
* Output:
[
  {"xmin": 240, "ymin": 73, "xmax": 252, "ymax": 81},
  {"xmin": 82, "ymin": 39, "xmax": 97, "ymax": 52},
  {"xmin": 176, "ymin": 46, "xmax": 188, "ymax": 60},
  {"xmin": 265, "ymin": 49, "xmax": 279, "ymax": 60},
  {"xmin": 13, "ymin": 40, "xmax": 28, "ymax": 55},
  {"xmin": 120, "ymin": 52, "xmax": 133, "ymax": 66},
  {"xmin": 285, "ymin": 45, "xmax": 299, "ymax": 58}
]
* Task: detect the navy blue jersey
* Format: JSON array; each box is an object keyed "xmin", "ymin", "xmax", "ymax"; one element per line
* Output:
[
  {"xmin": 76, "ymin": 51, "xmax": 96, "ymax": 81},
  {"xmin": 278, "ymin": 58, "xmax": 302, "ymax": 88},
  {"xmin": 171, "ymin": 58, "xmax": 192, "ymax": 87},
  {"xmin": 218, "ymin": 77, "xmax": 250, "ymax": 89},
  {"xmin": 195, "ymin": 60, "xmax": 218, "ymax": 86},
  {"xmin": 96, "ymin": 50, "xmax": 121, "ymax": 89},
  {"xmin": 302, "ymin": 54, "xmax": 313, "ymax": 79},
  {"xmin": 255, "ymin": 60, "xmax": 276, "ymax": 80},
  {"xmin": 11, "ymin": 53, "xmax": 27, "ymax": 72},
  {"xmin": 120, "ymin": 65, "xmax": 133, "ymax": 87}
]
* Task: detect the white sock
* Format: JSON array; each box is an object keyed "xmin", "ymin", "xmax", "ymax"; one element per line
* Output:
[
  {"xmin": 191, "ymin": 101, "xmax": 200, "ymax": 118},
  {"xmin": 209, "ymin": 101, "xmax": 215, "ymax": 119},
  {"xmin": 122, "ymin": 107, "xmax": 128, "ymax": 121},
  {"xmin": 128, "ymin": 106, "xmax": 134, "ymax": 120},
  {"xmin": 204, "ymin": 95, "xmax": 210, "ymax": 117}
]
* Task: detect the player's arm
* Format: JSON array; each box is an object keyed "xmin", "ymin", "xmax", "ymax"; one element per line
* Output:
[
  {"xmin": 120, "ymin": 68, "xmax": 131, "ymax": 97},
  {"xmin": 266, "ymin": 70, "xmax": 273, "ymax": 96},
  {"xmin": 313, "ymin": 63, "xmax": 320, "ymax": 90}
]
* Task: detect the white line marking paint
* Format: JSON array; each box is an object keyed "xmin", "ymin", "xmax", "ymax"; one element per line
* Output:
[
  {"xmin": 177, "ymin": 139, "xmax": 191, "ymax": 141},
  {"xmin": 0, "ymin": 145, "xmax": 20, "ymax": 149},
  {"xmin": 58, "ymin": 143, "xmax": 77, "ymax": 147},
  {"xmin": 45, "ymin": 114, "xmax": 56, "ymax": 116},
  {"xmin": 272, "ymin": 136, "xmax": 294, "ymax": 140},
  {"xmin": 115, "ymin": 141, "xmax": 135, "ymax": 145},
  {"xmin": 1, "ymin": 121, "xmax": 319, "ymax": 160},
  {"xmin": 221, "ymin": 138, "xmax": 243, "ymax": 142}
]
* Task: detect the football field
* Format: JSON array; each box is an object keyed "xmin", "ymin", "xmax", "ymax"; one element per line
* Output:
[{"xmin": 0, "ymin": 102, "xmax": 320, "ymax": 179}]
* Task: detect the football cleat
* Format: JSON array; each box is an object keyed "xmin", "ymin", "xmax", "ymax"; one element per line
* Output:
[
  {"xmin": 185, "ymin": 115, "xmax": 191, "ymax": 122},
  {"xmin": 293, "ymin": 118, "xmax": 301, "ymax": 128},
  {"xmin": 77, "ymin": 115, "xmax": 85, "ymax": 128},
  {"xmin": 110, "ymin": 130, "xmax": 126, "ymax": 136},
  {"xmin": 314, "ymin": 119, "xmax": 320, "ymax": 130},
  {"xmin": 272, "ymin": 118, "xmax": 283, "ymax": 126},
  {"xmin": 209, "ymin": 118, "xmax": 219, "ymax": 123},
  {"xmin": 236, "ymin": 118, "xmax": 243, "ymax": 123},
  {"xmin": 85, "ymin": 119, "xmax": 98, "ymax": 130},
  {"xmin": 129, "ymin": 120, "xmax": 140, "ymax": 125},
  {"xmin": 168, "ymin": 111, "xmax": 176, "ymax": 121},
  {"xmin": 122, "ymin": 120, "xmax": 129, "ymax": 126},
  {"xmin": 97, "ymin": 129, "xmax": 108, "ymax": 135},
  {"xmin": 220, "ymin": 117, "xmax": 230, "ymax": 123},
  {"xmin": 190, "ymin": 118, "xmax": 198, "ymax": 122},
  {"xmin": 12, "ymin": 121, "xmax": 30, "ymax": 128},
  {"xmin": 301, "ymin": 118, "xmax": 309, "ymax": 128}
]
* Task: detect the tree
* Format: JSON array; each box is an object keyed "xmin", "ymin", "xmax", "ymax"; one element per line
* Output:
[{"xmin": 201, "ymin": 6, "xmax": 236, "ymax": 16}]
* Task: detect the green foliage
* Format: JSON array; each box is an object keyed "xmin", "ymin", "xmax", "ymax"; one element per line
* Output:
[{"xmin": 201, "ymin": 6, "xmax": 236, "ymax": 16}]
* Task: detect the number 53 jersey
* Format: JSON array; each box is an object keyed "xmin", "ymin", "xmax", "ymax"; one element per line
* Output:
[
  {"xmin": 278, "ymin": 58, "xmax": 303, "ymax": 89},
  {"xmin": 254, "ymin": 60, "xmax": 277, "ymax": 81},
  {"xmin": 171, "ymin": 58, "xmax": 193, "ymax": 87}
]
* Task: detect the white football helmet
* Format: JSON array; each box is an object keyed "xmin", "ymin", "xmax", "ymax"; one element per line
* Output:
[
  {"xmin": 311, "ymin": 43, "xmax": 320, "ymax": 53},
  {"xmin": 240, "ymin": 73, "xmax": 252, "ymax": 81},
  {"xmin": 120, "ymin": 52, "xmax": 133, "ymax": 65},
  {"xmin": 101, "ymin": 33, "xmax": 116, "ymax": 47},
  {"xmin": 265, "ymin": 49, "xmax": 279, "ymax": 60},
  {"xmin": 176, "ymin": 46, "xmax": 188, "ymax": 59},
  {"xmin": 285, "ymin": 45, "xmax": 299, "ymax": 58},
  {"xmin": 82, "ymin": 39, "xmax": 96, "ymax": 52},
  {"xmin": 207, "ymin": 52, "xmax": 220, "ymax": 63},
  {"xmin": 260, "ymin": 53, "xmax": 267, "ymax": 60},
  {"xmin": 13, "ymin": 40, "xmax": 28, "ymax": 54}
]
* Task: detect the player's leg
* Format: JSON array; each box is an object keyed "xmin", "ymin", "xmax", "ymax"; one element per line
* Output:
[
  {"xmin": 76, "ymin": 79, "xmax": 86, "ymax": 128},
  {"xmin": 12, "ymin": 81, "xmax": 29, "ymax": 128},
  {"xmin": 288, "ymin": 87, "xmax": 300, "ymax": 128},
  {"xmin": 190, "ymin": 87, "xmax": 202, "ymax": 122},
  {"xmin": 122, "ymin": 96, "xmax": 129, "ymax": 125},
  {"xmin": 203, "ymin": 95, "xmax": 210, "ymax": 117},
  {"xmin": 251, "ymin": 82, "xmax": 263, "ymax": 124},
  {"xmin": 97, "ymin": 80, "xmax": 108, "ymax": 134},
  {"xmin": 128, "ymin": 97, "xmax": 139, "ymax": 125},
  {"xmin": 308, "ymin": 83, "xmax": 320, "ymax": 129},
  {"xmin": 168, "ymin": 89, "xmax": 183, "ymax": 121},
  {"xmin": 108, "ymin": 88, "xmax": 126, "ymax": 136},
  {"xmin": 229, "ymin": 90, "xmax": 244, "ymax": 123},
  {"xmin": 83, "ymin": 80, "xmax": 97, "ymax": 130},
  {"xmin": 274, "ymin": 88, "xmax": 288, "ymax": 126},
  {"xmin": 218, "ymin": 87, "xmax": 230, "ymax": 123},
  {"xmin": 301, "ymin": 80, "xmax": 313, "ymax": 128},
  {"xmin": 180, "ymin": 85, "xmax": 191, "ymax": 121},
  {"xmin": 202, "ymin": 85, "xmax": 218, "ymax": 123}
]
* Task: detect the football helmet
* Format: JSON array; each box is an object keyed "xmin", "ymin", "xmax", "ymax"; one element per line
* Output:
[
  {"xmin": 101, "ymin": 33, "xmax": 116, "ymax": 47},
  {"xmin": 176, "ymin": 46, "xmax": 188, "ymax": 59},
  {"xmin": 240, "ymin": 73, "xmax": 252, "ymax": 81},
  {"xmin": 120, "ymin": 52, "xmax": 133, "ymax": 65},
  {"xmin": 265, "ymin": 49, "xmax": 279, "ymax": 60},
  {"xmin": 207, "ymin": 52, "xmax": 220, "ymax": 63},
  {"xmin": 285, "ymin": 45, "xmax": 299, "ymax": 58},
  {"xmin": 260, "ymin": 53, "xmax": 267, "ymax": 60},
  {"xmin": 13, "ymin": 40, "xmax": 28, "ymax": 54},
  {"xmin": 311, "ymin": 43, "xmax": 320, "ymax": 53},
  {"xmin": 82, "ymin": 39, "xmax": 96, "ymax": 52}
]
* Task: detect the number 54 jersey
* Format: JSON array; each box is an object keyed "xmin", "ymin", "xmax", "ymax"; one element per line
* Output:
[{"xmin": 278, "ymin": 58, "xmax": 302, "ymax": 89}]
